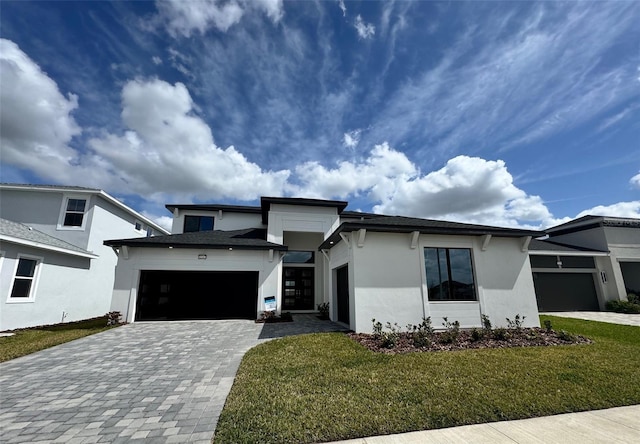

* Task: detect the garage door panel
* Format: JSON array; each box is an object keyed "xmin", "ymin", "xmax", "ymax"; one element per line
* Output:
[
  {"xmin": 137, "ymin": 271, "xmax": 258, "ymax": 321},
  {"xmin": 533, "ymin": 272, "xmax": 599, "ymax": 312}
]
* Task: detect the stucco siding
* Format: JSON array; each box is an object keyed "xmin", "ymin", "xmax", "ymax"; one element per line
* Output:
[
  {"xmin": 350, "ymin": 231, "xmax": 425, "ymax": 333},
  {"xmin": 0, "ymin": 243, "xmax": 101, "ymax": 330},
  {"xmin": 472, "ymin": 236, "xmax": 540, "ymax": 328}
]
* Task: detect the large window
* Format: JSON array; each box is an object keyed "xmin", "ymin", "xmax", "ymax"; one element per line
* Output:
[
  {"xmin": 424, "ymin": 247, "xmax": 476, "ymax": 301},
  {"xmin": 63, "ymin": 198, "xmax": 86, "ymax": 227},
  {"xmin": 183, "ymin": 215, "xmax": 214, "ymax": 233},
  {"xmin": 9, "ymin": 257, "xmax": 40, "ymax": 300}
]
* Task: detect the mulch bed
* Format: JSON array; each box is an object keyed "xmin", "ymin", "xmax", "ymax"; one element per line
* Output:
[{"xmin": 349, "ymin": 328, "xmax": 592, "ymax": 354}]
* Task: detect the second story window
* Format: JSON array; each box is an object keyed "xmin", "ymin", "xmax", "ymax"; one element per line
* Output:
[
  {"xmin": 63, "ymin": 198, "xmax": 86, "ymax": 227},
  {"xmin": 183, "ymin": 215, "xmax": 214, "ymax": 233}
]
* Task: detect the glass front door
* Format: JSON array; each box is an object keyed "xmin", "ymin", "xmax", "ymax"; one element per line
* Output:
[{"xmin": 282, "ymin": 267, "xmax": 314, "ymax": 310}]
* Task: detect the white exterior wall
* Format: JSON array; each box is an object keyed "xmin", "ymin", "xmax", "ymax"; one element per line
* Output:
[
  {"xmin": 110, "ymin": 247, "xmax": 280, "ymax": 322},
  {"xmin": 329, "ymin": 231, "xmax": 540, "ymax": 333},
  {"xmin": 0, "ymin": 189, "xmax": 164, "ymax": 330},
  {"xmin": 471, "ymin": 236, "xmax": 540, "ymax": 328},
  {"xmin": 266, "ymin": 204, "xmax": 340, "ymax": 244},
  {"xmin": 170, "ymin": 210, "xmax": 262, "ymax": 234},
  {"xmin": 0, "ymin": 243, "xmax": 99, "ymax": 330}
]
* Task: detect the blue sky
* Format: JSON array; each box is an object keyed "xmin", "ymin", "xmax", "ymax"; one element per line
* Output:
[{"xmin": 1, "ymin": 0, "xmax": 639, "ymax": 230}]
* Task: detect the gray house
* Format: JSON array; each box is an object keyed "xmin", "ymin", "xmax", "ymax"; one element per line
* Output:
[
  {"xmin": 0, "ymin": 184, "xmax": 169, "ymax": 330},
  {"xmin": 529, "ymin": 216, "xmax": 640, "ymax": 311}
]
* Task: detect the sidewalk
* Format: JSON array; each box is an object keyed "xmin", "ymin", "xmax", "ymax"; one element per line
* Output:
[{"xmin": 325, "ymin": 405, "xmax": 640, "ymax": 443}]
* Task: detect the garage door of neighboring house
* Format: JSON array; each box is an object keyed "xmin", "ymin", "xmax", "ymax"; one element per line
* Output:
[
  {"xmin": 532, "ymin": 272, "xmax": 599, "ymax": 312},
  {"xmin": 136, "ymin": 271, "xmax": 258, "ymax": 321},
  {"xmin": 336, "ymin": 265, "xmax": 350, "ymax": 324}
]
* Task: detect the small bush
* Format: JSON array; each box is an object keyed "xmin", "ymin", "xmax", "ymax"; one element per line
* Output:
[
  {"xmin": 492, "ymin": 327, "xmax": 510, "ymax": 341},
  {"xmin": 557, "ymin": 329, "xmax": 577, "ymax": 342},
  {"xmin": 506, "ymin": 314, "xmax": 526, "ymax": 330},
  {"xmin": 440, "ymin": 317, "xmax": 460, "ymax": 344},
  {"xmin": 407, "ymin": 317, "xmax": 434, "ymax": 348},
  {"xmin": 470, "ymin": 328, "xmax": 484, "ymax": 342},
  {"xmin": 106, "ymin": 311, "xmax": 122, "ymax": 326},
  {"xmin": 481, "ymin": 314, "xmax": 492, "ymax": 332},
  {"xmin": 381, "ymin": 322, "xmax": 401, "ymax": 348},
  {"xmin": 606, "ymin": 300, "xmax": 640, "ymax": 314},
  {"xmin": 627, "ymin": 293, "xmax": 639, "ymax": 304},
  {"xmin": 372, "ymin": 319, "xmax": 383, "ymax": 338},
  {"xmin": 317, "ymin": 302, "xmax": 330, "ymax": 319},
  {"xmin": 543, "ymin": 319, "xmax": 553, "ymax": 333}
]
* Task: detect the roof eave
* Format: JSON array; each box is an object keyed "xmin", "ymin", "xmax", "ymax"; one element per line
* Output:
[{"xmin": 0, "ymin": 234, "xmax": 98, "ymax": 258}]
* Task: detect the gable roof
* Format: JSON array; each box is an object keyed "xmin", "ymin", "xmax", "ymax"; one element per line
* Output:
[
  {"xmin": 0, "ymin": 218, "xmax": 97, "ymax": 258},
  {"xmin": 0, "ymin": 183, "xmax": 170, "ymax": 235},
  {"xmin": 319, "ymin": 216, "xmax": 543, "ymax": 249},
  {"xmin": 104, "ymin": 228, "xmax": 287, "ymax": 251}
]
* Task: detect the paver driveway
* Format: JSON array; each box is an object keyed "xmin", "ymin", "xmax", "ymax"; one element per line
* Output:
[{"xmin": 0, "ymin": 316, "xmax": 347, "ymax": 443}]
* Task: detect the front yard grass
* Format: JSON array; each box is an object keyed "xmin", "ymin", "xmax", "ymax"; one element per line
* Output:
[
  {"xmin": 0, "ymin": 316, "xmax": 118, "ymax": 362},
  {"xmin": 214, "ymin": 315, "xmax": 640, "ymax": 443}
]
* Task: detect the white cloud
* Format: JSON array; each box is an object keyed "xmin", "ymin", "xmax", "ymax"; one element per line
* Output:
[
  {"xmin": 293, "ymin": 144, "xmax": 560, "ymax": 228},
  {"xmin": 152, "ymin": 56, "xmax": 162, "ymax": 65},
  {"xmin": 293, "ymin": 143, "xmax": 416, "ymax": 200},
  {"xmin": 354, "ymin": 15, "xmax": 375, "ymax": 39},
  {"xmin": 0, "ymin": 39, "xmax": 81, "ymax": 181},
  {"xmin": 142, "ymin": 212, "xmax": 173, "ymax": 232},
  {"xmin": 576, "ymin": 201, "xmax": 640, "ymax": 219},
  {"xmin": 343, "ymin": 129, "xmax": 361, "ymax": 148},
  {"xmin": 630, "ymin": 172, "xmax": 640, "ymax": 189},
  {"xmin": 338, "ymin": 0, "xmax": 347, "ymax": 17},
  {"xmin": 154, "ymin": 0, "xmax": 284, "ymax": 37},
  {"xmin": 88, "ymin": 78, "xmax": 290, "ymax": 202},
  {"xmin": 373, "ymin": 155, "xmax": 558, "ymax": 228}
]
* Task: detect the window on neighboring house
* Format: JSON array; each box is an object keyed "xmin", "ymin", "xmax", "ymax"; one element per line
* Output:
[
  {"xmin": 135, "ymin": 221, "xmax": 143, "ymax": 231},
  {"xmin": 283, "ymin": 251, "xmax": 315, "ymax": 264},
  {"xmin": 146, "ymin": 227, "xmax": 153, "ymax": 237},
  {"xmin": 10, "ymin": 257, "xmax": 40, "ymax": 300},
  {"xmin": 424, "ymin": 247, "xmax": 477, "ymax": 301},
  {"xmin": 183, "ymin": 215, "xmax": 214, "ymax": 233},
  {"xmin": 63, "ymin": 198, "xmax": 86, "ymax": 227}
]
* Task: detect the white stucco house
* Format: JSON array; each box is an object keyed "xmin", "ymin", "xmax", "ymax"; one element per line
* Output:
[
  {"xmin": 0, "ymin": 184, "xmax": 169, "ymax": 331},
  {"xmin": 105, "ymin": 197, "xmax": 543, "ymax": 333},
  {"xmin": 529, "ymin": 216, "xmax": 640, "ymax": 312}
]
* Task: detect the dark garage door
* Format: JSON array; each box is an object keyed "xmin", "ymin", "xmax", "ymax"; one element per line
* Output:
[
  {"xmin": 136, "ymin": 271, "xmax": 258, "ymax": 321},
  {"xmin": 533, "ymin": 272, "xmax": 599, "ymax": 312}
]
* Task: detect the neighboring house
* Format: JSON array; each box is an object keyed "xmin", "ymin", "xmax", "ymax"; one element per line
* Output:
[
  {"xmin": 0, "ymin": 184, "xmax": 169, "ymax": 331},
  {"xmin": 105, "ymin": 197, "xmax": 543, "ymax": 333},
  {"xmin": 529, "ymin": 216, "xmax": 640, "ymax": 312}
]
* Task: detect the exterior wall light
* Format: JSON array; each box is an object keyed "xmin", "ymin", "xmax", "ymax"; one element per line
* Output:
[{"xmin": 198, "ymin": 254, "xmax": 207, "ymax": 260}]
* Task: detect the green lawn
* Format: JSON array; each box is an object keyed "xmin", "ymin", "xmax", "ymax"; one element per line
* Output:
[
  {"xmin": 0, "ymin": 316, "xmax": 118, "ymax": 362},
  {"xmin": 214, "ymin": 315, "xmax": 640, "ymax": 443}
]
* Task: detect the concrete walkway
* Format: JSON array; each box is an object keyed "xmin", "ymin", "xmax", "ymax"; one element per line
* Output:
[
  {"xmin": 326, "ymin": 405, "xmax": 640, "ymax": 443},
  {"xmin": 0, "ymin": 315, "xmax": 346, "ymax": 444},
  {"xmin": 542, "ymin": 311, "xmax": 640, "ymax": 327}
]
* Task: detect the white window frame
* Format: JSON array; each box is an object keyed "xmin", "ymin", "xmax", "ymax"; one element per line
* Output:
[
  {"xmin": 134, "ymin": 220, "xmax": 145, "ymax": 233},
  {"xmin": 57, "ymin": 194, "xmax": 89, "ymax": 231},
  {"xmin": 7, "ymin": 254, "xmax": 43, "ymax": 303}
]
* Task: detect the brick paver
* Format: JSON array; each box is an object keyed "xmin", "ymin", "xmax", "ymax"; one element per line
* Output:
[{"xmin": 0, "ymin": 315, "xmax": 346, "ymax": 443}]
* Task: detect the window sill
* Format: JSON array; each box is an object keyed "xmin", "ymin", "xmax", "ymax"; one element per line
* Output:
[{"xmin": 6, "ymin": 298, "xmax": 35, "ymax": 304}]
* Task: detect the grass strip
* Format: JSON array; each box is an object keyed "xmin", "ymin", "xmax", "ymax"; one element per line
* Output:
[
  {"xmin": 214, "ymin": 315, "xmax": 640, "ymax": 443},
  {"xmin": 0, "ymin": 316, "xmax": 118, "ymax": 362}
]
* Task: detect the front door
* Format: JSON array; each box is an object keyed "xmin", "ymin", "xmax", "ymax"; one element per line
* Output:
[
  {"xmin": 336, "ymin": 265, "xmax": 349, "ymax": 324},
  {"xmin": 282, "ymin": 267, "xmax": 314, "ymax": 310}
]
